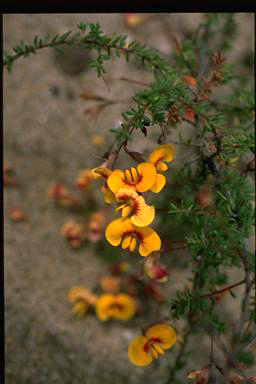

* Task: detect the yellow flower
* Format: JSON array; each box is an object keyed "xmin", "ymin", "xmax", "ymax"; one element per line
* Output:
[
  {"xmin": 148, "ymin": 144, "xmax": 175, "ymax": 193},
  {"xmin": 115, "ymin": 187, "xmax": 155, "ymax": 227},
  {"xmin": 68, "ymin": 286, "xmax": 98, "ymax": 317},
  {"xmin": 96, "ymin": 293, "xmax": 137, "ymax": 321},
  {"xmin": 105, "ymin": 218, "xmax": 161, "ymax": 256},
  {"xmin": 128, "ymin": 323, "xmax": 176, "ymax": 366},
  {"xmin": 107, "ymin": 163, "xmax": 157, "ymax": 194}
]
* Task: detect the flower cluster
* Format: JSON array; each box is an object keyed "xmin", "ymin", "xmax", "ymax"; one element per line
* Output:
[
  {"xmin": 93, "ymin": 144, "xmax": 174, "ymax": 257},
  {"xmin": 68, "ymin": 261, "xmax": 138, "ymax": 322}
]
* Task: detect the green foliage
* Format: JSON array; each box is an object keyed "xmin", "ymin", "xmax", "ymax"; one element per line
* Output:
[{"xmin": 235, "ymin": 350, "xmax": 255, "ymax": 367}]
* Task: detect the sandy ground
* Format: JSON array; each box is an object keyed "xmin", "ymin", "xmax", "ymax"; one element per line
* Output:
[{"xmin": 4, "ymin": 13, "xmax": 255, "ymax": 384}]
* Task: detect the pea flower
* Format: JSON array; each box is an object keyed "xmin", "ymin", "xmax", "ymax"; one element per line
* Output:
[
  {"xmin": 143, "ymin": 254, "xmax": 169, "ymax": 282},
  {"xmin": 100, "ymin": 275, "xmax": 121, "ymax": 293},
  {"xmin": 105, "ymin": 218, "xmax": 161, "ymax": 256},
  {"xmin": 115, "ymin": 187, "xmax": 155, "ymax": 227},
  {"xmin": 187, "ymin": 365, "xmax": 210, "ymax": 383},
  {"xmin": 68, "ymin": 286, "xmax": 98, "ymax": 317},
  {"xmin": 148, "ymin": 144, "xmax": 175, "ymax": 193},
  {"xmin": 128, "ymin": 323, "xmax": 176, "ymax": 366},
  {"xmin": 75, "ymin": 169, "xmax": 94, "ymax": 189},
  {"xmin": 92, "ymin": 166, "xmax": 117, "ymax": 204},
  {"xmin": 61, "ymin": 220, "xmax": 87, "ymax": 248},
  {"xmin": 91, "ymin": 134, "xmax": 105, "ymax": 147},
  {"xmin": 87, "ymin": 211, "xmax": 106, "ymax": 243},
  {"xmin": 10, "ymin": 207, "xmax": 28, "ymax": 222},
  {"xmin": 48, "ymin": 183, "xmax": 80, "ymax": 208},
  {"xmin": 96, "ymin": 293, "xmax": 137, "ymax": 321},
  {"xmin": 107, "ymin": 163, "xmax": 157, "ymax": 194}
]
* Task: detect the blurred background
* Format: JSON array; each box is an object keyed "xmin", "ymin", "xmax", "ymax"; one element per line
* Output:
[{"xmin": 4, "ymin": 13, "xmax": 255, "ymax": 384}]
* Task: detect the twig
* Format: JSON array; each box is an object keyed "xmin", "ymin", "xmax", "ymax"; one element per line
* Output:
[{"xmin": 119, "ymin": 76, "xmax": 150, "ymax": 88}]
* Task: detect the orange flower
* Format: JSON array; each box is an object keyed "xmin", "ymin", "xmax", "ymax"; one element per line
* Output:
[
  {"xmin": 87, "ymin": 211, "xmax": 106, "ymax": 243},
  {"xmin": 10, "ymin": 208, "xmax": 27, "ymax": 222},
  {"xmin": 115, "ymin": 187, "xmax": 155, "ymax": 227},
  {"xmin": 68, "ymin": 286, "xmax": 98, "ymax": 316},
  {"xmin": 123, "ymin": 13, "xmax": 147, "ymax": 28},
  {"xmin": 128, "ymin": 323, "xmax": 176, "ymax": 366},
  {"xmin": 100, "ymin": 275, "xmax": 121, "ymax": 293},
  {"xmin": 61, "ymin": 220, "xmax": 87, "ymax": 248},
  {"xmin": 107, "ymin": 163, "xmax": 157, "ymax": 194},
  {"xmin": 96, "ymin": 293, "xmax": 137, "ymax": 321},
  {"xmin": 75, "ymin": 170, "xmax": 94, "ymax": 189},
  {"xmin": 91, "ymin": 134, "xmax": 105, "ymax": 147},
  {"xmin": 187, "ymin": 366, "xmax": 210, "ymax": 382},
  {"xmin": 148, "ymin": 144, "xmax": 175, "ymax": 193},
  {"xmin": 48, "ymin": 183, "xmax": 80, "ymax": 208},
  {"xmin": 182, "ymin": 75, "xmax": 197, "ymax": 88},
  {"xmin": 105, "ymin": 218, "xmax": 161, "ymax": 256},
  {"xmin": 143, "ymin": 254, "xmax": 169, "ymax": 282}
]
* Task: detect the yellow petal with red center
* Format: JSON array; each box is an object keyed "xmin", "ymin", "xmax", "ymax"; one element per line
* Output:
[
  {"xmin": 101, "ymin": 185, "xmax": 117, "ymax": 204},
  {"xmin": 131, "ymin": 196, "xmax": 155, "ymax": 227},
  {"xmin": 150, "ymin": 173, "xmax": 166, "ymax": 193},
  {"xmin": 156, "ymin": 161, "xmax": 168, "ymax": 172},
  {"xmin": 138, "ymin": 226, "xmax": 161, "ymax": 256},
  {"xmin": 149, "ymin": 144, "xmax": 175, "ymax": 167},
  {"xmin": 73, "ymin": 301, "xmax": 88, "ymax": 316},
  {"xmin": 129, "ymin": 236, "xmax": 137, "ymax": 251},
  {"xmin": 145, "ymin": 323, "xmax": 176, "ymax": 350},
  {"xmin": 136, "ymin": 163, "xmax": 157, "ymax": 192},
  {"xmin": 107, "ymin": 169, "xmax": 126, "ymax": 193},
  {"xmin": 122, "ymin": 236, "xmax": 132, "ymax": 249},
  {"xmin": 105, "ymin": 218, "xmax": 134, "ymax": 246},
  {"xmin": 116, "ymin": 187, "xmax": 155, "ymax": 227},
  {"xmin": 114, "ymin": 294, "xmax": 137, "ymax": 321},
  {"xmin": 128, "ymin": 336, "xmax": 153, "ymax": 366},
  {"xmin": 96, "ymin": 294, "xmax": 115, "ymax": 321}
]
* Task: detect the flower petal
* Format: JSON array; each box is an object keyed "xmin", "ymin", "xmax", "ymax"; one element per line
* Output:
[
  {"xmin": 105, "ymin": 218, "xmax": 134, "ymax": 246},
  {"xmin": 149, "ymin": 144, "xmax": 175, "ymax": 166},
  {"xmin": 73, "ymin": 301, "xmax": 88, "ymax": 316},
  {"xmin": 156, "ymin": 161, "xmax": 168, "ymax": 172},
  {"xmin": 107, "ymin": 169, "xmax": 125, "ymax": 193},
  {"xmin": 131, "ymin": 197, "xmax": 155, "ymax": 227},
  {"xmin": 136, "ymin": 163, "xmax": 157, "ymax": 192},
  {"xmin": 122, "ymin": 236, "xmax": 132, "ymax": 249},
  {"xmin": 128, "ymin": 336, "xmax": 153, "ymax": 366},
  {"xmin": 150, "ymin": 173, "xmax": 166, "ymax": 193},
  {"xmin": 115, "ymin": 294, "xmax": 137, "ymax": 321},
  {"xmin": 96, "ymin": 294, "xmax": 114, "ymax": 321},
  {"xmin": 145, "ymin": 323, "xmax": 176, "ymax": 350},
  {"xmin": 129, "ymin": 236, "xmax": 137, "ymax": 251},
  {"xmin": 138, "ymin": 227, "xmax": 161, "ymax": 256},
  {"xmin": 101, "ymin": 185, "xmax": 117, "ymax": 204}
]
